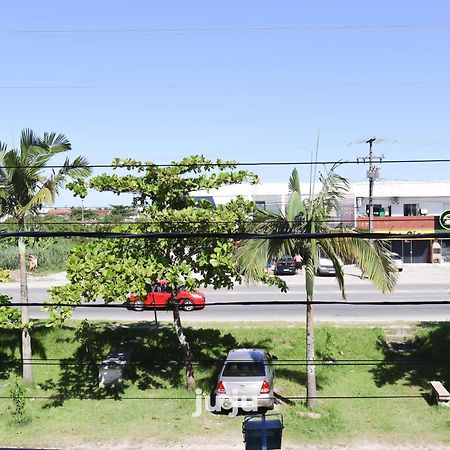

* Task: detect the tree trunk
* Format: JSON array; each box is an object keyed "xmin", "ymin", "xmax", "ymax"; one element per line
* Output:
[
  {"xmin": 305, "ymin": 248, "xmax": 317, "ymax": 409},
  {"xmin": 306, "ymin": 293, "xmax": 317, "ymax": 409},
  {"xmin": 19, "ymin": 236, "xmax": 32, "ymax": 383},
  {"xmin": 172, "ymin": 304, "xmax": 195, "ymax": 390}
]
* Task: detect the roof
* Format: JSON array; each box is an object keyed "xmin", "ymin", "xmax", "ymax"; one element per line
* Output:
[
  {"xmin": 226, "ymin": 349, "xmax": 266, "ymax": 361},
  {"xmin": 351, "ymin": 180, "xmax": 450, "ymax": 198}
]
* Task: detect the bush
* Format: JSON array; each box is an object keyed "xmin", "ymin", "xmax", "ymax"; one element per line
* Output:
[
  {"xmin": 0, "ymin": 269, "xmax": 10, "ymax": 282},
  {"xmin": 0, "ymin": 241, "xmax": 72, "ymax": 272},
  {"xmin": 8, "ymin": 380, "xmax": 29, "ymax": 425}
]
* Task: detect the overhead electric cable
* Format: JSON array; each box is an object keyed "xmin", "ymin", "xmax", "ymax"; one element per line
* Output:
[
  {"xmin": 1, "ymin": 157, "xmax": 450, "ymax": 169},
  {"xmin": 5, "ymin": 299, "xmax": 450, "ymax": 308},
  {"xmin": 1, "ymin": 81, "xmax": 450, "ymax": 90},
  {"xmin": 0, "ymin": 394, "xmax": 427, "ymax": 401},
  {"xmin": 0, "ymin": 24, "xmax": 449, "ymax": 35},
  {"xmin": 0, "ymin": 230, "xmax": 449, "ymax": 239}
]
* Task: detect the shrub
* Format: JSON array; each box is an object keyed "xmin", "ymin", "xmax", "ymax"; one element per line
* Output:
[{"xmin": 8, "ymin": 380, "xmax": 29, "ymax": 425}]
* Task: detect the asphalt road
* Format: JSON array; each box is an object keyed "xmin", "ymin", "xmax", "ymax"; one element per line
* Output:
[{"xmin": 2, "ymin": 264, "xmax": 450, "ymax": 323}]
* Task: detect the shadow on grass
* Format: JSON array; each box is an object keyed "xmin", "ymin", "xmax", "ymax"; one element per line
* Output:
[
  {"xmin": 0, "ymin": 326, "xmax": 49, "ymax": 380},
  {"xmin": 371, "ymin": 322, "xmax": 450, "ymax": 391},
  {"xmin": 38, "ymin": 321, "xmax": 275, "ymax": 407}
]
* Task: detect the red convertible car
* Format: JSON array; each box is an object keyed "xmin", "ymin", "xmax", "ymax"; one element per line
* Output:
[{"xmin": 127, "ymin": 280, "xmax": 206, "ymax": 312}]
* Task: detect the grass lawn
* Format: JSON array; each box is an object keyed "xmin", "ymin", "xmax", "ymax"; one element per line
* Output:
[{"xmin": 0, "ymin": 321, "xmax": 449, "ymax": 447}]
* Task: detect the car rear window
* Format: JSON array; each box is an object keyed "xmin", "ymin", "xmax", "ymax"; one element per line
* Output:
[{"xmin": 222, "ymin": 361, "xmax": 266, "ymax": 377}]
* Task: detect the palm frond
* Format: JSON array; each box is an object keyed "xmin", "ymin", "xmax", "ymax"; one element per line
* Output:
[
  {"xmin": 236, "ymin": 213, "xmax": 298, "ymax": 282},
  {"xmin": 42, "ymin": 132, "xmax": 71, "ymax": 154},
  {"xmin": 318, "ymin": 239, "xmax": 346, "ymax": 298},
  {"xmin": 1, "ymin": 129, "xmax": 90, "ymax": 217},
  {"xmin": 19, "ymin": 186, "xmax": 54, "ymax": 215},
  {"xmin": 286, "ymin": 191, "xmax": 305, "ymax": 223},
  {"xmin": 312, "ymin": 168, "xmax": 349, "ymax": 218},
  {"xmin": 330, "ymin": 231, "xmax": 398, "ymax": 293},
  {"xmin": 235, "ymin": 238, "xmax": 271, "ymax": 284},
  {"xmin": 288, "ymin": 168, "xmax": 301, "ymax": 194},
  {"xmin": 20, "ymin": 128, "xmax": 39, "ymax": 161}
]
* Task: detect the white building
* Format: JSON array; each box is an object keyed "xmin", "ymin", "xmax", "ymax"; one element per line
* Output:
[{"xmin": 194, "ymin": 179, "xmax": 450, "ymax": 263}]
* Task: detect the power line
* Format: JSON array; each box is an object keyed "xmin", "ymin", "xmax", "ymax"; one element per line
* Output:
[
  {"xmin": 3, "ymin": 359, "xmax": 442, "ymax": 367},
  {"xmin": 0, "ymin": 394, "xmax": 427, "ymax": 401},
  {"xmin": 1, "ymin": 157, "xmax": 450, "ymax": 170},
  {"xmin": 3, "ymin": 216, "xmax": 446, "ymax": 227},
  {"xmin": 1, "ymin": 81, "xmax": 450, "ymax": 89},
  {"xmin": 0, "ymin": 82, "xmax": 450, "ymax": 94},
  {"xmin": 5, "ymin": 300, "xmax": 450, "ymax": 308},
  {"xmin": 0, "ymin": 230, "xmax": 449, "ymax": 239},
  {"xmin": 0, "ymin": 24, "xmax": 449, "ymax": 35}
]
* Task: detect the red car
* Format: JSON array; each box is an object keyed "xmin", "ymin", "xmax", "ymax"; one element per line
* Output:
[{"xmin": 127, "ymin": 280, "xmax": 206, "ymax": 312}]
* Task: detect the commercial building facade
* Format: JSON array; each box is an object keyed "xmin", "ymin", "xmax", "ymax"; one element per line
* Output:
[{"xmin": 194, "ymin": 180, "xmax": 450, "ymax": 264}]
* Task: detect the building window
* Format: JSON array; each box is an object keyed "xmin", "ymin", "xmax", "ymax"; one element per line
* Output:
[
  {"xmin": 365, "ymin": 204, "xmax": 385, "ymax": 216},
  {"xmin": 255, "ymin": 200, "xmax": 266, "ymax": 210},
  {"xmin": 404, "ymin": 204, "xmax": 419, "ymax": 216}
]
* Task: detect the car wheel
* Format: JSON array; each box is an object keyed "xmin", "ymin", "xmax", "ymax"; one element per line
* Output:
[
  {"xmin": 132, "ymin": 299, "xmax": 145, "ymax": 312},
  {"xmin": 182, "ymin": 299, "xmax": 195, "ymax": 311}
]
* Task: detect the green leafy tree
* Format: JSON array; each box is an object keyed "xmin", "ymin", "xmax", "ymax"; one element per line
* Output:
[
  {"xmin": 50, "ymin": 155, "xmax": 278, "ymax": 389},
  {"xmin": 106, "ymin": 204, "xmax": 136, "ymax": 223},
  {"xmin": 0, "ymin": 129, "xmax": 92, "ymax": 382},
  {"xmin": 0, "ymin": 294, "xmax": 20, "ymax": 328},
  {"xmin": 69, "ymin": 207, "xmax": 100, "ymax": 222},
  {"xmin": 236, "ymin": 167, "xmax": 398, "ymax": 408}
]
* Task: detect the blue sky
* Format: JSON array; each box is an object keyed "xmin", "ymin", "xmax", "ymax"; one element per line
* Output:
[{"xmin": 1, "ymin": 0, "xmax": 449, "ymax": 206}]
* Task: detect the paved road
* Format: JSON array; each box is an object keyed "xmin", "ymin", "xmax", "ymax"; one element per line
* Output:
[{"xmin": 2, "ymin": 264, "xmax": 450, "ymax": 323}]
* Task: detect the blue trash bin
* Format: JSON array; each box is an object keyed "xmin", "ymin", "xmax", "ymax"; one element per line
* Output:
[{"xmin": 242, "ymin": 414, "xmax": 283, "ymax": 450}]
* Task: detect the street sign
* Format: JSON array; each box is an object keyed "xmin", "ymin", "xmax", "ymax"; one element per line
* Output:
[{"xmin": 439, "ymin": 210, "xmax": 450, "ymax": 231}]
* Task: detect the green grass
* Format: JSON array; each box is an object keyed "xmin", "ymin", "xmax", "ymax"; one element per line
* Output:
[{"xmin": 0, "ymin": 321, "xmax": 449, "ymax": 447}]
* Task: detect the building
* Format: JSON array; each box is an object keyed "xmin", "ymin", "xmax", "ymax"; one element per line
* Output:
[
  {"xmin": 353, "ymin": 180, "xmax": 450, "ymax": 263},
  {"xmin": 193, "ymin": 179, "xmax": 450, "ymax": 264}
]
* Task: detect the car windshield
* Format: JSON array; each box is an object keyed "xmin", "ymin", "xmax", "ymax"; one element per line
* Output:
[
  {"xmin": 278, "ymin": 257, "xmax": 292, "ymax": 263},
  {"xmin": 222, "ymin": 361, "xmax": 266, "ymax": 377}
]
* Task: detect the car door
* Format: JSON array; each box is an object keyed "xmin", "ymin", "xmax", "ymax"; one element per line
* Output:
[{"xmin": 150, "ymin": 283, "xmax": 172, "ymax": 307}]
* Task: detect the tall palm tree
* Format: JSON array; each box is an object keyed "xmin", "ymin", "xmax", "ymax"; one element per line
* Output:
[
  {"xmin": 0, "ymin": 128, "xmax": 92, "ymax": 382},
  {"xmin": 236, "ymin": 167, "xmax": 398, "ymax": 409}
]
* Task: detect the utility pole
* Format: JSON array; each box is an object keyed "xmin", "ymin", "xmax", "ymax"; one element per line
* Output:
[{"xmin": 357, "ymin": 138, "xmax": 384, "ymax": 234}]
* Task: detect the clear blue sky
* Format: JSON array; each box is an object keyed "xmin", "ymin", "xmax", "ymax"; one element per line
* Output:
[{"xmin": 1, "ymin": 0, "xmax": 449, "ymax": 206}]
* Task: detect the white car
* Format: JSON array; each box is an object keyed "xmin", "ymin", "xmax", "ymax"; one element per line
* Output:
[
  {"xmin": 317, "ymin": 251, "xmax": 336, "ymax": 276},
  {"xmin": 391, "ymin": 252, "xmax": 404, "ymax": 272}
]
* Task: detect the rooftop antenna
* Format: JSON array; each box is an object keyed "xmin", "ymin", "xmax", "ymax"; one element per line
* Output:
[{"xmin": 309, "ymin": 128, "xmax": 320, "ymax": 201}]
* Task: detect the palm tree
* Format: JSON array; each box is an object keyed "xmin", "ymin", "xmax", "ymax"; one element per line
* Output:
[
  {"xmin": 236, "ymin": 167, "xmax": 398, "ymax": 409},
  {"xmin": 0, "ymin": 128, "xmax": 92, "ymax": 382}
]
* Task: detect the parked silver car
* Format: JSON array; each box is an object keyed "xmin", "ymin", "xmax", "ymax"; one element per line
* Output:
[
  {"xmin": 317, "ymin": 251, "xmax": 336, "ymax": 276},
  {"xmin": 215, "ymin": 348, "xmax": 276, "ymax": 411}
]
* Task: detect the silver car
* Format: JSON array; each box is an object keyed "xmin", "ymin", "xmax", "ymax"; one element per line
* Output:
[
  {"xmin": 317, "ymin": 251, "xmax": 336, "ymax": 276},
  {"xmin": 215, "ymin": 348, "xmax": 276, "ymax": 411},
  {"xmin": 391, "ymin": 252, "xmax": 404, "ymax": 272}
]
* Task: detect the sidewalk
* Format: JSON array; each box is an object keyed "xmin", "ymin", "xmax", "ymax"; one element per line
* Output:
[
  {"xmin": 69, "ymin": 438, "xmax": 450, "ymax": 450},
  {"xmin": 282, "ymin": 262, "xmax": 450, "ymax": 287},
  {"xmin": 2, "ymin": 271, "xmax": 68, "ymax": 288}
]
